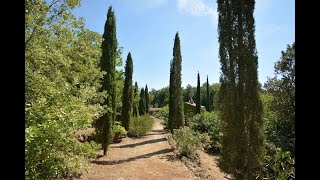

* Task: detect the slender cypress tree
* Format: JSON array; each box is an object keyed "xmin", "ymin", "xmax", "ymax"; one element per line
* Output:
[
  {"xmin": 217, "ymin": 0, "xmax": 264, "ymax": 178},
  {"xmin": 121, "ymin": 52, "xmax": 133, "ymax": 131},
  {"xmin": 173, "ymin": 32, "xmax": 184, "ymax": 128},
  {"xmin": 96, "ymin": 6, "xmax": 118, "ymax": 156},
  {"xmin": 168, "ymin": 60, "xmax": 175, "ymax": 133},
  {"xmin": 139, "ymin": 88, "xmax": 146, "ymax": 116},
  {"xmin": 132, "ymin": 82, "xmax": 139, "ymax": 117},
  {"xmin": 206, "ymin": 75, "xmax": 211, "ymax": 112},
  {"xmin": 196, "ymin": 72, "xmax": 201, "ymax": 114},
  {"xmin": 145, "ymin": 84, "xmax": 149, "ymax": 114},
  {"xmin": 168, "ymin": 32, "xmax": 184, "ymax": 132}
]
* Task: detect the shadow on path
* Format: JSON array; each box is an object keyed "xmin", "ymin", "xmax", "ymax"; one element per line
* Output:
[
  {"xmin": 91, "ymin": 148, "xmax": 172, "ymax": 165},
  {"xmin": 114, "ymin": 137, "xmax": 167, "ymax": 148}
]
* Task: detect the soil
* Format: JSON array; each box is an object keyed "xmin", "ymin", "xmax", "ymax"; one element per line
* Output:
[{"xmin": 78, "ymin": 117, "xmax": 230, "ymax": 180}]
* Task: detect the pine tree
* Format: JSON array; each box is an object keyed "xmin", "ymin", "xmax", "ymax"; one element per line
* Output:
[
  {"xmin": 139, "ymin": 88, "xmax": 146, "ymax": 116},
  {"xmin": 196, "ymin": 72, "xmax": 201, "ymax": 114},
  {"xmin": 121, "ymin": 52, "xmax": 133, "ymax": 131},
  {"xmin": 96, "ymin": 6, "xmax": 118, "ymax": 156},
  {"xmin": 145, "ymin": 84, "xmax": 149, "ymax": 114},
  {"xmin": 132, "ymin": 82, "xmax": 139, "ymax": 117},
  {"xmin": 217, "ymin": 0, "xmax": 264, "ymax": 178},
  {"xmin": 206, "ymin": 75, "xmax": 211, "ymax": 112}
]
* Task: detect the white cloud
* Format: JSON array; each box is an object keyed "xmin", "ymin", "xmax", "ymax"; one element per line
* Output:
[{"xmin": 177, "ymin": 0, "xmax": 217, "ymax": 24}]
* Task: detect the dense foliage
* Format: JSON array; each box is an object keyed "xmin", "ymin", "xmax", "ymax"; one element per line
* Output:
[
  {"xmin": 25, "ymin": 0, "xmax": 105, "ymax": 178},
  {"xmin": 121, "ymin": 52, "xmax": 133, "ymax": 131},
  {"xmin": 264, "ymin": 42, "xmax": 295, "ymax": 156},
  {"xmin": 169, "ymin": 127, "xmax": 210, "ymax": 158},
  {"xmin": 150, "ymin": 86, "xmax": 169, "ymax": 108},
  {"xmin": 127, "ymin": 115, "xmax": 154, "ymax": 137},
  {"xmin": 255, "ymin": 144, "xmax": 295, "ymax": 179},
  {"xmin": 217, "ymin": 0, "xmax": 264, "ymax": 179},
  {"xmin": 189, "ymin": 112, "xmax": 222, "ymax": 151}
]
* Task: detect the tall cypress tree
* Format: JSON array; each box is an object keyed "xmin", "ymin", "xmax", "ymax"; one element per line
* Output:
[
  {"xmin": 96, "ymin": 6, "xmax": 118, "ymax": 156},
  {"xmin": 139, "ymin": 88, "xmax": 146, "ymax": 116},
  {"xmin": 132, "ymin": 82, "xmax": 139, "ymax": 117},
  {"xmin": 168, "ymin": 60, "xmax": 175, "ymax": 133},
  {"xmin": 145, "ymin": 84, "xmax": 149, "ymax": 114},
  {"xmin": 173, "ymin": 32, "xmax": 184, "ymax": 128},
  {"xmin": 121, "ymin": 52, "xmax": 133, "ymax": 131},
  {"xmin": 196, "ymin": 72, "xmax": 201, "ymax": 114},
  {"xmin": 206, "ymin": 75, "xmax": 211, "ymax": 112},
  {"xmin": 217, "ymin": 0, "xmax": 264, "ymax": 178},
  {"xmin": 169, "ymin": 32, "xmax": 184, "ymax": 132}
]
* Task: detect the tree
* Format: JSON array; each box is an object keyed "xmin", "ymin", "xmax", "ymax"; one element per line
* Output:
[
  {"xmin": 217, "ymin": 0, "xmax": 264, "ymax": 179},
  {"xmin": 152, "ymin": 86, "xmax": 169, "ymax": 108},
  {"xmin": 96, "ymin": 6, "xmax": 118, "ymax": 156},
  {"xmin": 168, "ymin": 60, "xmax": 175, "ymax": 133},
  {"xmin": 121, "ymin": 52, "xmax": 133, "ymax": 131},
  {"xmin": 25, "ymin": 0, "xmax": 105, "ymax": 178},
  {"xmin": 139, "ymin": 88, "xmax": 146, "ymax": 115},
  {"xmin": 169, "ymin": 32, "xmax": 184, "ymax": 132},
  {"xmin": 196, "ymin": 72, "xmax": 201, "ymax": 114},
  {"xmin": 145, "ymin": 84, "xmax": 149, "ymax": 114},
  {"xmin": 132, "ymin": 82, "xmax": 139, "ymax": 117},
  {"xmin": 264, "ymin": 42, "xmax": 295, "ymax": 155},
  {"xmin": 174, "ymin": 33, "xmax": 184, "ymax": 129},
  {"xmin": 206, "ymin": 75, "xmax": 211, "ymax": 112},
  {"xmin": 183, "ymin": 84, "xmax": 195, "ymax": 103}
]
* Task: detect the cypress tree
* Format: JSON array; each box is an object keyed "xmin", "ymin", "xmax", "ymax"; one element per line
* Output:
[
  {"xmin": 96, "ymin": 6, "xmax": 118, "ymax": 156},
  {"xmin": 173, "ymin": 32, "xmax": 184, "ymax": 128},
  {"xmin": 206, "ymin": 75, "xmax": 211, "ymax": 112},
  {"xmin": 132, "ymin": 82, "xmax": 139, "ymax": 117},
  {"xmin": 195, "ymin": 72, "xmax": 201, "ymax": 114},
  {"xmin": 139, "ymin": 88, "xmax": 146, "ymax": 116},
  {"xmin": 217, "ymin": 0, "xmax": 264, "ymax": 178},
  {"xmin": 168, "ymin": 60, "xmax": 175, "ymax": 133},
  {"xmin": 168, "ymin": 32, "xmax": 184, "ymax": 132},
  {"xmin": 121, "ymin": 52, "xmax": 133, "ymax": 131},
  {"xmin": 145, "ymin": 84, "xmax": 149, "ymax": 114}
]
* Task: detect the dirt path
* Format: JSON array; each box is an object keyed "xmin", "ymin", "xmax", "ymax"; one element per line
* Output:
[{"xmin": 79, "ymin": 117, "xmax": 229, "ymax": 180}]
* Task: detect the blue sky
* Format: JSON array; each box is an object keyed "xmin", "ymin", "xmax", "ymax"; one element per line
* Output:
[{"xmin": 72, "ymin": 0, "xmax": 295, "ymax": 90}]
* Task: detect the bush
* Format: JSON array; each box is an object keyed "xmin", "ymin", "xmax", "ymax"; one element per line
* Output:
[
  {"xmin": 254, "ymin": 143, "xmax": 295, "ymax": 179},
  {"xmin": 127, "ymin": 115, "xmax": 154, "ymax": 137},
  {"xmin": 113, "ymin": 122, "xmax": 127, "ymax": 137},
  {"xmin": 74, "ymin": 128, "xmax": 95, "ymax": 142},
  {"xmin": 188, "ymin": 112, "xmax": 222, "ymax": 151},
  {"xmin": 169, "ymin": 127, "xmax": 210, "ymax": 158}
]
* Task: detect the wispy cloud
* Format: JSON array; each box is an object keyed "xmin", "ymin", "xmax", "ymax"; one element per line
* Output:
[{"xmin": 177, "ymin": 0, "xmax": 217, "ymax": 24}]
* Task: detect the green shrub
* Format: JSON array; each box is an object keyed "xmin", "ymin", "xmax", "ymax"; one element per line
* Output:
[
  {"xmin": 189, "ymin": 112, "xmax": 222, "ymax": 151},
  {"xmin": 128, "ymin": 115, "xmax": 154, "ymax": 137},
  {"xmin": 254, "ymin": 143, "xmax": 295, "ymax": 179},
  {"xmin": 113, "ymin": 122, "xmax": 127, "ymax": 137},
  {"xmin": 169, "ymin": 127, "xmax": 210, "ymax": 158}
]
